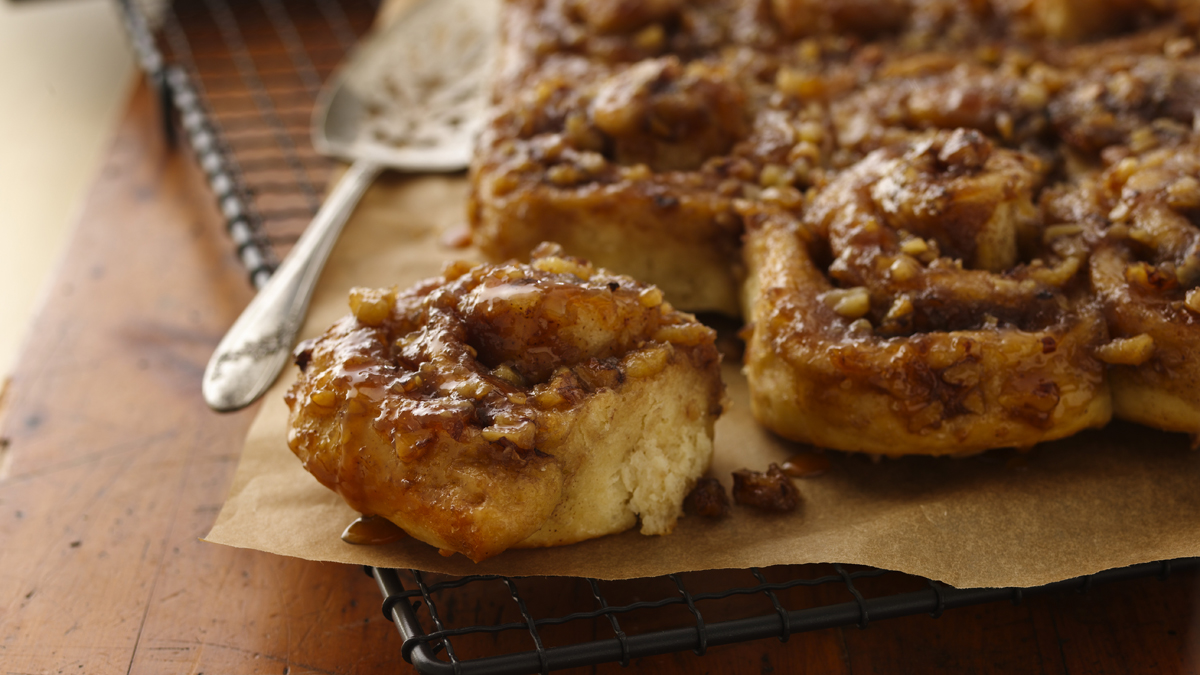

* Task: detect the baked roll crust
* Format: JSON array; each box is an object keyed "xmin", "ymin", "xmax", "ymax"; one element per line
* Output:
[
  {"xmin": 285, "ymin": 245, "xmax": 723, "ymax": 561},
  {"xmin": 742, "ymin": 130, "xmax": 1112, "ymax": 456}
]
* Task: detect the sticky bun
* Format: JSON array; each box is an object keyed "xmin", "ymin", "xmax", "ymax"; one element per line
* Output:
[
  {"xmin": 1045, "ymin": 138, "xmax": 1200, "ymax": 438},
  {"xmin": 742, "ymin": 130, "xmax": 1112, "ymax": 456},
  {"xmin": 285, "ymin": 245, "xmax": 723, "ymax": 561},
  {"xmin": 469, "ymin": 47, "xmax": 749, "ymax": 315}
]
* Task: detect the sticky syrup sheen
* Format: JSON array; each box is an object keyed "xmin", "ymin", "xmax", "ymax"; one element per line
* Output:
[
  {"xmin": 780, "ymin": 451, "xmax": 831, "ymax": 478},
  {"xmin": 341, "ymin": 515, "xmax": 407, "ymax": 545}
]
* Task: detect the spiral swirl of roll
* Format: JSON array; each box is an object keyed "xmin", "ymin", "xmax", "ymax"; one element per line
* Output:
[{"xmin": 742, "ymin": 129, "xmax": 1112, "ymax": 456}]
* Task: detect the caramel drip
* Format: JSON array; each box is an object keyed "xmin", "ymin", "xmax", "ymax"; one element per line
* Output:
[
  {"xmin": 341, "ymin": 515, "xmax": 407, "ymax": 546},
  {"xmin": 780, "ymin": 452, "xmax": 831, "ymax": 478}
]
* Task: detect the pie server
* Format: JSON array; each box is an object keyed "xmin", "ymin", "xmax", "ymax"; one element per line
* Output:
[{"xmin": 202, "ymin": 0, "xmax": 499, "ymax": 412}]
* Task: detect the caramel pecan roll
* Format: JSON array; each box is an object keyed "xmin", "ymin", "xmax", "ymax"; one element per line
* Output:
[
  {"xmin": 1056, "ymin": 137, "xmax": 1200, "ymax": 440},
  {"xmin": 742, "ymin": 130, "xmax": 1111, "ymax": 456},
  {"xmin": 285, "ymin": 245, "xmax": 723, "ymax": 561}
]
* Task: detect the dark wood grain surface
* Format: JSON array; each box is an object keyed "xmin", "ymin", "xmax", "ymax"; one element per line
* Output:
[{"xmin": 1, "ymin": 82, "xmax": 1197, "ymax": 675}]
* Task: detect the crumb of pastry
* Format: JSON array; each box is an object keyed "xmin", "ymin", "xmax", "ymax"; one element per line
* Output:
[
  {"xmin": 732, "ymin": 464, "xmax": 800, "ymax": 513},
  {"xmin": 684, "ymin": 477, "xmax": 731, "ymax": 518}
]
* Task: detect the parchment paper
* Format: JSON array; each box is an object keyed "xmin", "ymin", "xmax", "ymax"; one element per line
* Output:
[{"xmin": 205, "ymin": 171, "xmax": 1200, "ymax": 588}]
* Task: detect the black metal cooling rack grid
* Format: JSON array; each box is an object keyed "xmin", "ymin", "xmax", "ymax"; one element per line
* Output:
[
  {"xmin": 369, "ymin": 559, "xmax": 1200, "ymax": 675},
  {"xmin": 114, "ymin": 1, "xmax": 1200, "ymax": 673},
  {"xmin": 119, "ymin": 0, "xmax": 380, "ymax": 289}
]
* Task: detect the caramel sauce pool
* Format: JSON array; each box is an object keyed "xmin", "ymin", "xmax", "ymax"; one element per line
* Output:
[{"xmin": 342, "ymin": 515, "xmax": 407, "ymax": 545}]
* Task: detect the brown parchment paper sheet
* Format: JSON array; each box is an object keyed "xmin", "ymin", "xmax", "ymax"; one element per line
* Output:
[{"xmin": 204, "ymin": 171, "xmax": 1200, "ymax": 588}]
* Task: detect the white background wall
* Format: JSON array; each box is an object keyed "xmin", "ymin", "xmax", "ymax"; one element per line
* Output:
[{"xmin": 0, "ymin": 0, "xmax": 135, "ymax": 377}]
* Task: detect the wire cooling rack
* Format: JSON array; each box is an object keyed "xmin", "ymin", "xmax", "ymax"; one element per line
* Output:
[
  {"xmin": 119, "ymin": 0, "xmax": 380, "ymax": 288},
  {"xmin": 115, "ymin": 2, "xmax": 1200, "ymax": 673},
  {"xmin": 370, "ymin": 559, "xmax": 1199, "ymax": 675}
]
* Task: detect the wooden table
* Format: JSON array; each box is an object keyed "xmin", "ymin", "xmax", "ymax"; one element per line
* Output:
[{"xmin": 1, "ymin": 82, "xmax": 1197, "ymax": 675}]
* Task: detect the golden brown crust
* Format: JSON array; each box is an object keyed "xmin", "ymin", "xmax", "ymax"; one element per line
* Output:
[{"xmin": 286, "ymin": 246, "xmax": 723, "ymax": 561}]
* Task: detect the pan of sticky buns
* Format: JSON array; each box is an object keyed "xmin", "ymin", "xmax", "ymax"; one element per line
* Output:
[{"xmin": 287, "ymin": 0, "xmax": 1200, "ymax": 561}]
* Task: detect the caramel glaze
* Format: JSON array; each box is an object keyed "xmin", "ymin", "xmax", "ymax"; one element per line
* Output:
[
  {"xmin": 1046, "ymin": 137, "xmax": 1200, "ymax": 435},
  {"xmin": 341, "ymin": 515, "xmax": 406, "ymax": 546},
  {"xmin": 477, "ymin": 0, "xmax": 1198, "ymax": 205},
  {"xmin": 285, "ymin": 244, "xmax": 722, "ymax": 561},
  {"xmin": 780, "ymin": 451, "xmax": 831, "ymax": 478}
]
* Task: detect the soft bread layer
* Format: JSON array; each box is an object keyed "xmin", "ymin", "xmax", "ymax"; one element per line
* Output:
[
  {"xmin": 517, "ymin": 353, "xmax": 716, "ymax": 547},
  {"xmin": 1109, "ymin": 373, "xmax": 1200, "ymax": 437}
]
